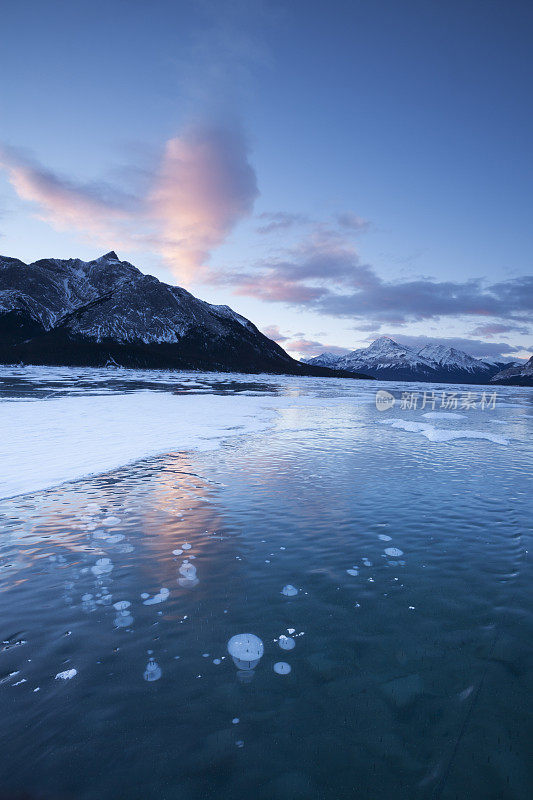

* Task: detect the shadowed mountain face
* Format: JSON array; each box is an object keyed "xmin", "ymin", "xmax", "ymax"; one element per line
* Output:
[
  {"xmin": 0, "ymin": 252, "xmax": 370, "ymax": 377},
  {"xmin": 303, "ymin": 336, "xmax": 523, "ymax": 385},
  {"xmin": 491, "ymin": 355, "xmax": 533, "ymax": 386}
]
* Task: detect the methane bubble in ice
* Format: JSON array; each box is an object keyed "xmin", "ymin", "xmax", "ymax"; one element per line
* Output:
[
  {"xmin": 178, "ymin": 562, "xmax": 199, "ymax": 588},
  {"xmin": 378, "ymin": 534, "xmax": 392, "ymax": 541},
  {"xmin": 143, "ymin": 657, "xmax": 162, "ymax": 682},
  {"xmin": 227, "ymin": 633, "xmax": 264, "ymax": 670},
  {"xmin": 106, "ymin": 534, "xmax": 125, "ymax": 544},
  {"xmin": 172, "ymin": 549, "xmax": 183, "ymax": 556},
  {"xmin": 346, "ymin": 569, "xmax": 359, "ymax": 576},
  {"xmin": 91, "ymin": 558, "xmax": 113, "ymax": 576},
  {"xmin": 385, "ymin": 548, "xmax": 404, "ymax": 557},
  {"xmin": 182, "ymin": 543, "xmax": 192, "ymax": 550},
  {"xmin": 55, "ymin": 669, "xmax": 77, "ymax": 680},
  {"xmin": 273, "ymin": 662, "xmax": 291, "ymax": 675},
  {"xmin": 281, "ymin": 584, "xmax": 298, "ymax": 597},
  {"xmin": 102, "ymin": 516, "xmax": 121, "ymax": 526},
  {"xmin": 278, "ymin": 635, "xmax": 295, "ymax": 651},
  {"xmin": 143, "ymin": 588, "xmax": 170, "ymax": 605}
]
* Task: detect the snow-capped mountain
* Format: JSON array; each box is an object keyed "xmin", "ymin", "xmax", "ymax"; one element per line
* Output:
[
  {"xmin": 0, "ymin": 251, "xmax": 372, "ymax": 376},
  {"xmin": 304, "ymin": 336, "xmax": 522, "ymax": 384},
  {"xmin": 490, "ymin": 355, "xmax": 533, "ymax": 386}
]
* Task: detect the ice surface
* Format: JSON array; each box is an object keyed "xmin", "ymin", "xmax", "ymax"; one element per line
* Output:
[
  {"xmin": 380, "ymin": 418, "xmax": 508, "ymax": 445},
  {"xmin": 0, "ymin": 388, "xmax": 360, "ymax": 500}
]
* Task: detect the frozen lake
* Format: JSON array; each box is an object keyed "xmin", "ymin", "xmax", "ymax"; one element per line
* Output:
[{"xmin": 0, "ymin": 366, "xmax": 532, "ymax": 799}]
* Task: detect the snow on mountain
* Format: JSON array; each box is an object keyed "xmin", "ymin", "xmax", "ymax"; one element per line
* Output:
[
  {"xmin": 490, "ymin": 355, "xmax": 533, "ymax": 386},
  {"xmin": 0, "ymin": 252, "xmax": 369, "ymax": 376},
  {"xmin": 302, "ymin": 336, "xmax": 519, "ymax": 384},
  {"xmin": 416, "ymin": 343, "xmax": 488, "ymax": 373}
]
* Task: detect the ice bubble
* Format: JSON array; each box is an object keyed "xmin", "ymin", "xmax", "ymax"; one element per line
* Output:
[
  {"xmin": 55, "ymin": 668, "xmax": 77, "ymax": 680},
  {"xmin": 378, "ymin": 534, "xmax": 392, "ymax": 541},
  {"xmin": 385, "ymin": 548, "xmax": 404, "ymax": 557},
  {"xmin": 273, "ymin": 662, "xmax": 291, "ymax": 675},
  {"xmin": 85, "ymin": 503, "xmax": 101, "ymax": 514},
  {"xmin": 232, "ymin": 718, "xmax": 240, "ymax": 724},
  {"xmin": 179, "ymin": 563, "xmax": 196, "ymax": 579},
  {"xmin": 105, "ymin": 534, "xmax": 125, "ymax": 544},
  {"xmin": 182, "ymin": 543, "xmax": 192, "ymax": 550},
  {"xmin": 281, "ymin": 584, "xmax": 298, "ymax": 597},
  {"xmin": 227, "ymin": 633, "xmax": 264, "ymax": 670},
  {"xmin": 113, "ymin": 601, "xmax": 131, "ymax": 611},
  {"xmin": 143, "ymin": 657, "xmax": 162, "ymax": 682},
  {"xmin": 172, "ymin": 549, "xmax": 183, "ymax": 556},
  {"xmin": 346, "ymin": 569, "xmax": 359, "ymax": 576},
  {"xmin": 141, "ymin": 592, "xmax": 149, "ymax": 599},
  {"xmin": 114, "ymin": 610, "xmax": 134, "ymax": 628},
  {"xmin": 362, "ymin": 558, "xmax": 372, "ymax": 567},
  {"xmin": 287, "ymin": 628, "xmax": 295, "ymax": 634},
  {"xmin": 102, "ymin": 516, "xmax": 121, "ymax": 526},
  {"xmin": 213, "ymin": 658, "xmax": 221, "ymax": 665},
  {"xmin": 91, "ymin": 558, "xmax": 113, "ymax": 576},
  {"xmin": 143, "ymin": 588, "xmax": 170, "ymax": 605},
  {"xmin": 278, "ymin": 635, "xmax": 295, "ymax": 651}
]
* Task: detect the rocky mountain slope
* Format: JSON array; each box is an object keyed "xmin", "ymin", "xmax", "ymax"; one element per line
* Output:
[
  {"xmin": 490, "ymin": 355, "xmax": 533, "ymax": 386},
  {"xmin": 0, "ymin": 251, "xmax": 370, "ymax": 377},
  {"xmin": 304, "ymin": 336, "xmax": 522, "ymax": 384}
]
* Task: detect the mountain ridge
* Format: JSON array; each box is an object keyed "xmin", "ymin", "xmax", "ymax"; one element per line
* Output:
[
  {"xmin": 303, "ymin": 336, "xmax": 524, "ymax": 385},
  {"xmin": 0, "ymin": 251, "xmax": 371, "ymax": 378}
]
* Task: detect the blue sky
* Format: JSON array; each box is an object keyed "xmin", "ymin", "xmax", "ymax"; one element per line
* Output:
[{"xmin": 1, "ymin": 0, "xmax": 531, "ymax": 359}]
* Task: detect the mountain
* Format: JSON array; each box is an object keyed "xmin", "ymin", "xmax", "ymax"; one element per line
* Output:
[
  {"xmin": 0, "ymin": 251, "xmax": 372, "ymax": 377},
  {"xmin": 304, "ymin": 336, "xmax": 523, "ymax": 384},
  {"xmin": 490, "ymin": 356, "xmax": 533, "ymax": 386}
]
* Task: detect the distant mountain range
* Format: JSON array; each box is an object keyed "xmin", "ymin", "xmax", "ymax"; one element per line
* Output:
[
  {"xmin": 303, "ymin": 336, "xmax": 526, "ymax": 385},
  {"xmin": 0, "ymin": 251, "xmax": 371, "ymax": 378},
  {"xmin": 490, "ymin": 355, "xmax": 533, "ymax": 386}
]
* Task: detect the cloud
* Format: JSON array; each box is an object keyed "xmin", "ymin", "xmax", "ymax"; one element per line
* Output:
[
  {"xmin": 469, "ymin": 322, "xmax": 531, "ymax": 338},
  {"xmin": 261, "ymin": 324, "xmax": 289, "ymax": 342},
  {"xmin": 149, "ymin": 124, "xmax": 258, "ymax": 281},
  {"xmin": 335, "ymin": 212, "xmax": 370, "ymax": 232},
  {"xmin": 381, "ymin": 334, "xmax": 525, "ymax": 360},
  {"xmin": 218, "ymin": 231, "xmax": 533, "ymax": 328},
  {"xmin": 255, "ymin": 212, "xmax": 309, "ymax": 234},
  {"xmin": 0, "ymin": 144, "xmax": 137, "ymax": 247},
  {"xmin": 285, "ymin": 339, "xmax": 352, "ymax": 358},
  {"xmin": 0, "ymin": 125, "xmax": 258, "ymax": 282}
]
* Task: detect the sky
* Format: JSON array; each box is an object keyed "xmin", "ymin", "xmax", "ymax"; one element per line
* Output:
[{"xmin": 0, "ymin": 0, "xmax": 531, "ymax": 361}]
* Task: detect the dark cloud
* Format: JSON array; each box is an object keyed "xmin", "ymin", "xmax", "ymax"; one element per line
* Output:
[
  {"xmin": 469, "ymin": 322, "xmax": 531, "ymax": 338},
  {"xmin": 218, "ymin": 233, "xmax": 533, "ymax": 329}
]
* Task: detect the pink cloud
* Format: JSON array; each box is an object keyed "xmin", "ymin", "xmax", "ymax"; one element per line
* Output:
[
  {"xmin": 0, "ymin": 125, "xmax": 258, "ymax": 283},
  {"xmin": 149, "ymin": 125, "xmax": 258, "ymax": 281},
  {"xmin": 0, "ymin": 145, "xmax": 134, "ymax": 247}
]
